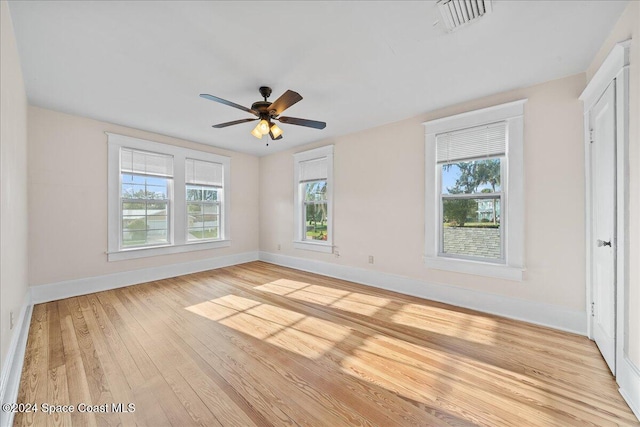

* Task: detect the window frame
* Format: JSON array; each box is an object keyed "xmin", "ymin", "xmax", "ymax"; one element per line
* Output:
[
  {"xmin": 107, "ymin": 133, "xmax": 231, "ymax": 261},
  {"xmin": 424, "ymin": 100, "xmax": 526, "ymax": 281},
  {"xmin": 293, "ymin": 145, "xmax": 334, "ymax": 253}
]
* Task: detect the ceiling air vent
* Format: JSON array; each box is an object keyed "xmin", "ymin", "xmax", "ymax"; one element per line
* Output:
[{"xmin": 436, "ymin": 0, "xmax": 493, "ymax": 32}]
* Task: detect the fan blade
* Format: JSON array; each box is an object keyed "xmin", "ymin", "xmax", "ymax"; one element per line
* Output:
[
  {"xmin": 212, "ymin": 118, "xmax": 258, "ymax": 128},
  {"xmin": 278, "ymin": 116, "xmax": 326, "ymax": 129},
  {"xmin": 268, "ymin": 90, "xmax": 303, "ymax": 116},
  {"xmin": 200, "ymin": 94, "xmax": 258, "ymax": 116},
  {"xmin": 269, "ymin": 130, "xmax": 283, "ymax": 140}
]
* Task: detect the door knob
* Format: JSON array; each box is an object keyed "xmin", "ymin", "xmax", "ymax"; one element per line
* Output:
[{"xmin": 597, "ymin": 239, "xmax": 612, "ymax": 247}]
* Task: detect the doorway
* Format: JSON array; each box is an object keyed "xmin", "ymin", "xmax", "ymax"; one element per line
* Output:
[
  {"xmin": 580, "ymin": 39, "xmax": 630, "ymax": 379},
  {"xmin": 589, "ymin": 81, "xmax": 617, "ymax": 374}
]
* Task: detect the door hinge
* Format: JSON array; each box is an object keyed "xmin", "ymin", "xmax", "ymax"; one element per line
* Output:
[
  {"xmin": 591, "ymin": 302, "xmax": 595, "ymax": 317},
  {"xmin": 589, "ymin": 129, "xmax": 595, "ymax": 143}
]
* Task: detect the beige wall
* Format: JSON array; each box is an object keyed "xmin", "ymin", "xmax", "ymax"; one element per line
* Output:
[
  {"xmin": 260, "ymin": 73, "xmax": 587, "ymax": 310},
  {"xmin": 28, "ymin": 107, "xmax": 260, "ymax": 286},
  {"xmin": 0, "ymin": 1, "xmax": 29, "ymax": 372},
  {"xmin": 586, "ymin": 0, "xmax": 640, "ymax": 367}
]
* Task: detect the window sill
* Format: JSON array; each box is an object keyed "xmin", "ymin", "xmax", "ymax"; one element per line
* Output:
[
  {"xmin": 108, "ymin": 239, "xmax": 231, "ymax": 261},
  {"xmin": 425, "ymin": 256, "xmax": 524, "ymax": 281},
  {"xmin": 293, "ymin": 240, "xmax": 333, "ymax": 254}
]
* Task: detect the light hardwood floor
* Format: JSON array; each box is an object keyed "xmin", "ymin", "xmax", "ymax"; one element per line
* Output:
[{"xmin": 15, "ymin": 261, "xmax": 639, "ymax": 426}]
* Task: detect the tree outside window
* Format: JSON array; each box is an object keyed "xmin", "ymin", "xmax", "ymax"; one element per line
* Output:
[{"xmin": 303, "ymin": 180, "xmax": 327, "ymax": 241}]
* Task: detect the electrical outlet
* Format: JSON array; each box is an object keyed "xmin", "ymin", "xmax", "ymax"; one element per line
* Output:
[
  {"xmin": 368, "ymin": 255, "xmax": 374, "ymax": 264},
  {"xmin": 10, "ymin": 311, "xmax": 15, "ymax": 330},
  {"xmin": 277, "ymin": 244, "xmax": 281, "ymax": 251}
]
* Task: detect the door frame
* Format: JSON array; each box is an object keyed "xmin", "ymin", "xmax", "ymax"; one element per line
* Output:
[{"xmin": 580, "ymin": 39, "xmax": 630, "ymax": 375}]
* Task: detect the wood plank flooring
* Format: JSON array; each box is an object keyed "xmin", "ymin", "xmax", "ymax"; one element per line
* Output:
[{"xmin": 14, "ymin": 261, "xmax": 639, "ymax": 426}]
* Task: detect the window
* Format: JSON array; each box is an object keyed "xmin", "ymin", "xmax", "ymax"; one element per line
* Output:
[
  {"xmin": 186, "ymin": 159, "xmax": 223, "ymax": 242},
  {"xmin": 293, "ymin": 145, "xmax": 334, "ymax": 253},
  {"xmin": 120, "ymin": 148, "xmax": 172, "ymax": 248},
  {"xmin": 108, "ymin": 133, "xmax": 230, "ymax": 261},
  {"xmin": 424, "ymin": 100, "xmax": 526, "ymax": 280},
  {"xmin": 438, "ymin": 123, "xmax": 505, "ymax": 262}
]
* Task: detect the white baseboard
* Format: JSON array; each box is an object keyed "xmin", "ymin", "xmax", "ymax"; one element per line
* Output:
[
  {"xmin": 31, "ymin": 251, "xmax": 259, "ymax": 304},
  {"xmin": 618, "ymin": 355, "xmax": 640, "ymax": 421},
  {"xmin": 259, "ymin": 251, "xmax": 587, "ymax": 335},
  {"xmin": 0, "ymin": 293, "xmax": 33, "ymax": 427}
]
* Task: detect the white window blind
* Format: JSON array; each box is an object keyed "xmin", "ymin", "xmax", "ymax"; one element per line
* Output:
[
  {"xmin": 185, "ymin": 158, "xmax": 223, "ymax": 187},
  {"xmin": 121, "ymin": 148, "xmax": 173, "ymax": 177},
  {"xmin": 299, "ymin": 157, "xmax": 328, "ymax": 182},
  {"xmin": 436, "ymin": 122, "xmax": 506, "ymax": 164}
]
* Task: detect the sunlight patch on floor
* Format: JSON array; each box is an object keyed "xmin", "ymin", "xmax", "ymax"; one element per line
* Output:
[
  {"xmin": 186, "ymin": 294, "xmax": 352, "ymax": 358},
  {"xmin": 184, "ymin": 295, "xmax": 258, "ymax": 322},
  {"xmin": 256, "ymin": 279, "xmax": 393, "ymax": 316},
  {"xmin": 255, "ymin": 279, "xmax": 497, "ymax": 345},
  {"xmin": 333, "ymin": 334, "xmax": 534, "ymax": 417},
  {"xmin": 390, "ymin": 307, "xmax": 498, "ymax": 345},
  {"xmin": 255, "ymin": 280, "xmax": 348, "ymax": 306},
  {"xmin": 400, "ymin": 302, "xmax": 501, "ymax": 330}
]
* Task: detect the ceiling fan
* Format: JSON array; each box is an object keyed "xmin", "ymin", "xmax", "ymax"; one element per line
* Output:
[{"xmin": 200, "ymin": 86, "xmax": 326, "ymax": 143}]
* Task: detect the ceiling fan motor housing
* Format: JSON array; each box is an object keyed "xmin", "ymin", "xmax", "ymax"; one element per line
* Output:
[
  {"xmin": 251, "ymin": 101, "xmax": 272, "ymax": 113},
  {"xmin": 255, "ymin": 87, "xmax": 277, "ymax": 118},
  {"xmin": 251, "ymin": 101, "xmax": 278, "ymax": 123}
]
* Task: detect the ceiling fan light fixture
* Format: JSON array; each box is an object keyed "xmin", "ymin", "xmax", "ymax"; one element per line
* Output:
[
  {"xmin": 270, "ymin": 123, "xmax": 283, "ymax": 139},
  {"xmin": 258, "ymin": 119, "xmax": 270, "ymax": 135},
  {"xmin": 251, "ymin": 125, "xmax": 263, "ymax": 139}
]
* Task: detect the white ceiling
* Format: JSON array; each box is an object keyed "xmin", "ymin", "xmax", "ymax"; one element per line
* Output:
[{"xmin": 9, "ymin": 1, "xmax": 628, "ymax": 157}]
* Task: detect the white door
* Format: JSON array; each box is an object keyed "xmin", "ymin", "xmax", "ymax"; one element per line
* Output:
[{"xmin": 590, "ymin": 81, "xmax": 616, "ymax": 374}]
